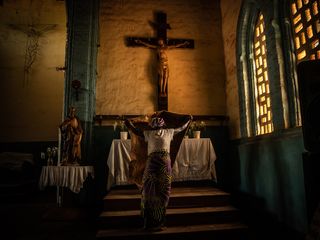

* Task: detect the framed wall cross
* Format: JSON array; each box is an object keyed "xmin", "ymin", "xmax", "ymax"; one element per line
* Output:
[{"xmin": 126, "ymin": 11, "xmax": 194, "ymax": 111}]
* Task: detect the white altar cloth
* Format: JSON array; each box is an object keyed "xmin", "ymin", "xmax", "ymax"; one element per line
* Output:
[
  {"xmin": 39, "ymin": 166, "xmax": 94, "ymax": 193},
  {"xmin": 107, "ymin": 138, "xmax": 216, "ymax": 190}
]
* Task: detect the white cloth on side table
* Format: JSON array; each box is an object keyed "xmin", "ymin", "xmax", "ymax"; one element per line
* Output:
[{"xmin": 39, "ymin": 166, "xmax": 94, "ymax": 193}]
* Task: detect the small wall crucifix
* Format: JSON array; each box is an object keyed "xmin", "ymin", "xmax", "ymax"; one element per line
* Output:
[
  {"xmin": 126, "ymin": 11, "xmax": 194, "ymax": 111},
  {"xmin": 8, "ymin": 23, "xmax": 57, "ymax": 86}
]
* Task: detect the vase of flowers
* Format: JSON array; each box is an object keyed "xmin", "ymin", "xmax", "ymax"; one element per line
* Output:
[
  {"xmin": 113, "ymin": 117, "xmax": 128, "ymax": 140},
  {"xmin": 189, "ymin": 121, "xmax": 206, "ymax": 139},
  {"xmin": 193, "ymin": 130, "xmax": 201, "ymax": 139}
]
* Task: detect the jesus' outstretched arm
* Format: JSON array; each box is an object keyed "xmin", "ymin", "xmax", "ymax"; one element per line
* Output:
[
  {"xmin": 135, "ymin": 39, "xmax": 157, "ymax": 49},
  {"xmin": 167, "ymin": 41, "xmax": 190, "ymax": 49}
]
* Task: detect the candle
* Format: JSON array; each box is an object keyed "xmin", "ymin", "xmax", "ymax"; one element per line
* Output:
[{"xmin": 58, "ymin": 128, "xmax": 61, "ymax": 166}]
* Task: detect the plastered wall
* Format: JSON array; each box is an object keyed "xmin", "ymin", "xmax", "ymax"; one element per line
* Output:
[
  {"xmin": 220, "ymin": 0, "xmax": 242, "ymax": 139},
  {"xmin": 96, "ymin": 0, "xmax": 227, "ymax": 116},
  {"xmin": 0, "ymin": 0, "xmax": 66, "ymax": 142}
]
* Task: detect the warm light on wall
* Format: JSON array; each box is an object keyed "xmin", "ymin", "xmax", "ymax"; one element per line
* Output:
[
  {"xmin": 253, "ymin": 13, "xmax": 274, "ymax": 135},
  {"xmin": 290, "ymin": 0, "xmax": 320, "ymax": 62}
]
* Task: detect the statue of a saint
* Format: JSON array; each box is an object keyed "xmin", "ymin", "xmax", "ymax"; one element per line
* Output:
[
  {"xmin": 135, "ymin": 38, "xmax": 189, "ymax": 97},
  {"xmin": 59, "ymin": 106, "xmax": 83, "ymax": 165}
]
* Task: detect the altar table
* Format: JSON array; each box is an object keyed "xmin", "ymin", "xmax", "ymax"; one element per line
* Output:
[{"xmin": 106, "ymin": 138, "xmax": 216, "ymax": 190}]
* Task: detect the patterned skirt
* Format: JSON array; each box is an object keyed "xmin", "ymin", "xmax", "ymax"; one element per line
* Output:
[{"xmin": 141, "ymin": 150, "xmax": 172, "ymax": 229}]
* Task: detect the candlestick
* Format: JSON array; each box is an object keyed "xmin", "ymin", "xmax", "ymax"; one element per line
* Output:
[{"xmin": 58, "ymin": 128, "xmax": 61, "ymax": 166}]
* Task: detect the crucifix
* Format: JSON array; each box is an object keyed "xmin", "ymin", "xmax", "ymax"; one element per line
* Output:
[
  {"xmin": 126, "ymin": 11, "xmax": 194, "ymax": 111},
  {"xmin": 8, "ymin": 23, "xmax": 57, "ymax": 86}
]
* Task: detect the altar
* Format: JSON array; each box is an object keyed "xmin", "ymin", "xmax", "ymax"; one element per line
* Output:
[{"xmin": 106, "ymin": 138, "xmax": 217, "ymax": 190}]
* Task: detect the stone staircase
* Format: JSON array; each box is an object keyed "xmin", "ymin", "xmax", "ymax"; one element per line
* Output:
[{"xmin": 96, "ymin": 184, "xmax": 250, "ymax": 239}]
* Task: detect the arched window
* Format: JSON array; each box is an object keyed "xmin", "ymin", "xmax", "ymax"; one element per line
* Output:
[
  {"xmin": 237, "ymin": 1, "xmax": 295, "ymax": 138},
  {"xmin": 253, "ymin": 13, "xmax": 274, "ymax": 135},
  {"xmin": 290, "ymin": 0, "xmax": 320, "ymax": 62}
]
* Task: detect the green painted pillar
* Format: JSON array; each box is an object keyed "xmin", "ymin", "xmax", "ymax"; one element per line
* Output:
[{"xmin": 64, "ymin": 0, "xmax": 99, "ymax": 163}]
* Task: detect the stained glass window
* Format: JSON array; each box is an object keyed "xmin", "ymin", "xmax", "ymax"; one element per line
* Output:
[
  {"xmin": 290, "ymin": 0, "xmax": 320, "ymax": 62},
  {"xmin": 253, "ymin": 13, "xmax": 274, "ymax": 135}
]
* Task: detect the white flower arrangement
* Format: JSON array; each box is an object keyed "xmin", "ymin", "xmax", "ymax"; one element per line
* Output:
[
  {"xmin": 189, "ymin": 121, "xmax": 206, "ymax": 131},
  {"xmin": 113, "ymin": 116, "xmax": 127, "ymax": 132}
]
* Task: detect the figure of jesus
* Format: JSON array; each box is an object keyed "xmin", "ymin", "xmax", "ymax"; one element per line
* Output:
[{"xmin": 135, "ymin": 39, "xmax": 189, "ymax": 97}]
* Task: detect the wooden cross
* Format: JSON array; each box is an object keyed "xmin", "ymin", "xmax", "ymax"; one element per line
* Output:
[{"xmin": 126, "ymin": 11, "xmax": 194, "ymax": 111}]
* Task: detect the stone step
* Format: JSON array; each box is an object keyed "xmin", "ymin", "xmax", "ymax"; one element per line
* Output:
[
  {"xmin": 99, "ymin": 206, "xmax": 242, "ymax": 228},
  {"xmin": 96, "ymin": 222, "xmax": 249, "ymax": 240},
  {"xmin": 104, "ymin": 186, "xmax": 231, "ymax": 211},
  {"xmin": 98, "ymin": 185, "xmax": 249, "ymax": 239}
]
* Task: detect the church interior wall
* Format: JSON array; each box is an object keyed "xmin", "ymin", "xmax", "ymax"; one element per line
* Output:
[
  {"xmin": 234, "ymin": 129, "xmax": 307, "ymax": 233},
  {"xmin": 220, "ymin": 0, "xmax": 242, "ymax": 139},
  {"xmin": 93, "ymin": 0, "xmax": 233, "ymax": 198},
  {"xmin": 0, "ymin": 0, "xmax": 312, "ymax": 236},
  {"xmin": 96, "ymin": 0, "xmax": 227, "ymax": 116},
  {"xmin": 0, "ymin": 0, "xmax": 66, "ymax": 142},
  {"xmin": 230, "ymin": 0, "xmax": 308, "ymax": 234}
]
